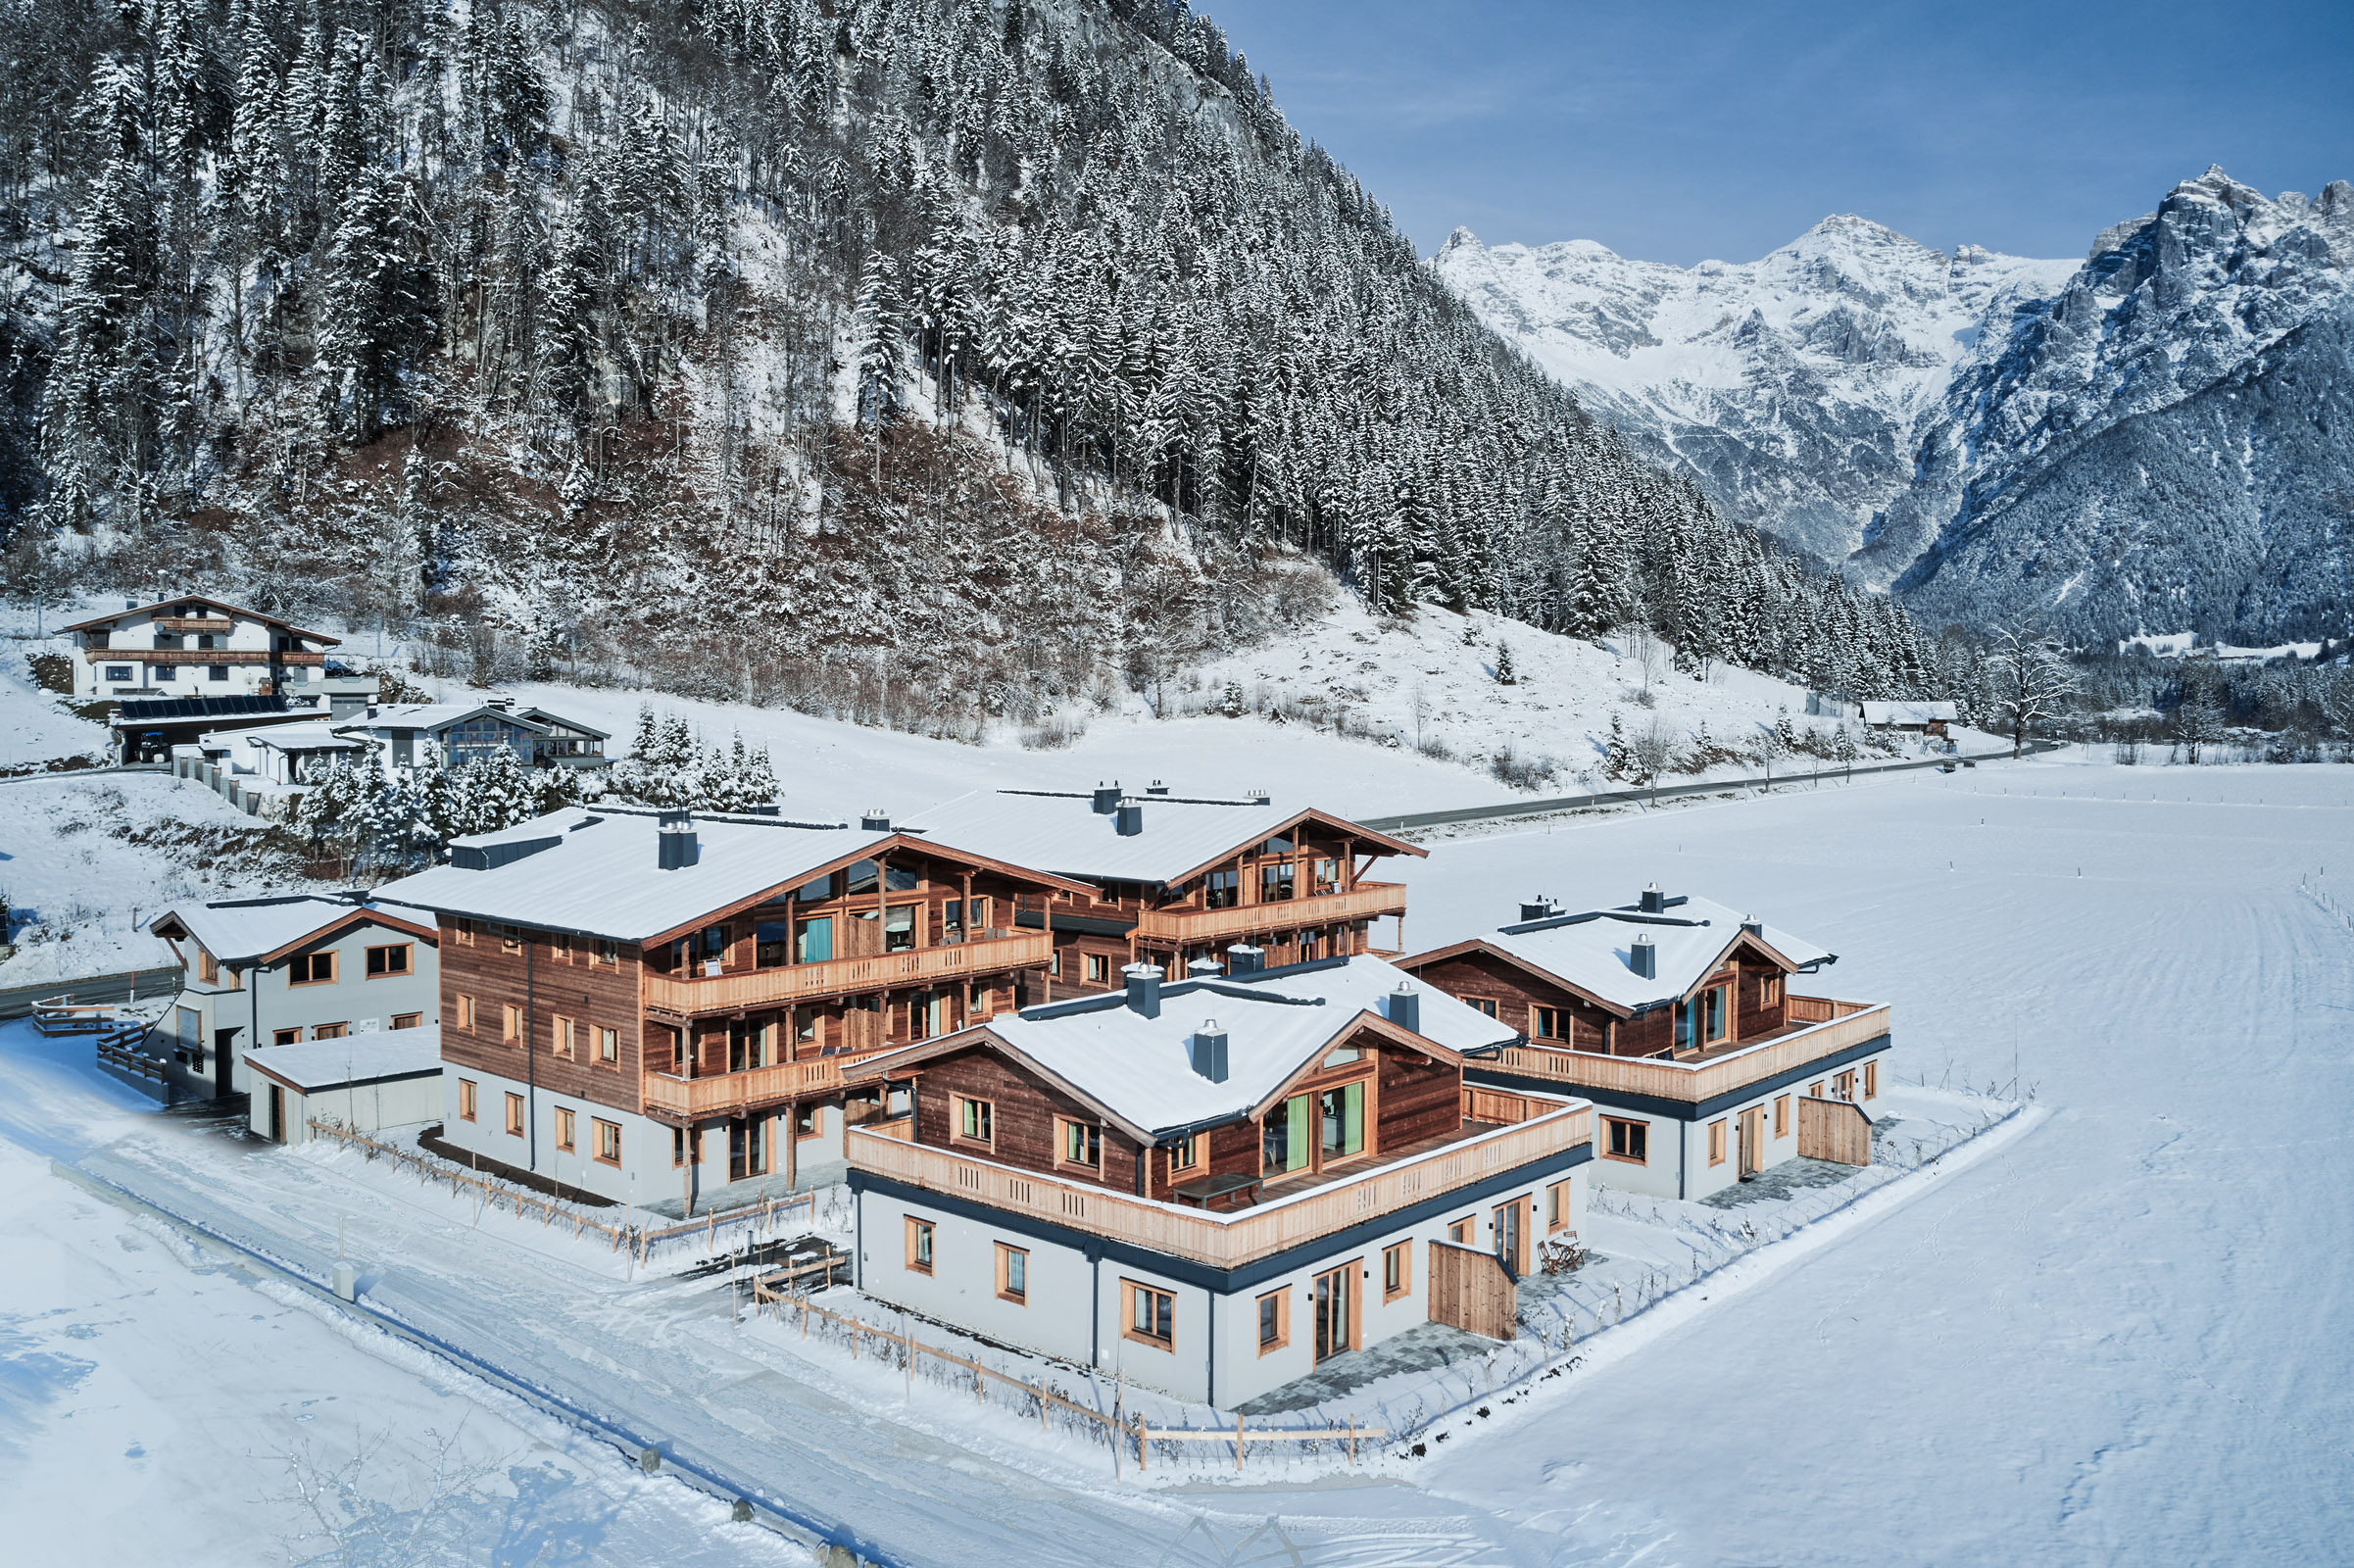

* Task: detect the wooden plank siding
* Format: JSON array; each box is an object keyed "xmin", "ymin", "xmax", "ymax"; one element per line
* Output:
[
  {"xmin": 1797, "ymin": 1096, "xmax": 1874, "ymax": 1164},
  {"xmin": 908, "ymin": 1048, "xmax": 1151, "ymax": 1195},
  {"xmin": 439, "ymin": 920, "xmax": 646, "ymax": 1117}
]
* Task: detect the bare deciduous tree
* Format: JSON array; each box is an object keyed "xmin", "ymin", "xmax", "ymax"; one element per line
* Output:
[{"xmin": 1986, "ymin": 624, "xmax": 2081, "ymax": 758}]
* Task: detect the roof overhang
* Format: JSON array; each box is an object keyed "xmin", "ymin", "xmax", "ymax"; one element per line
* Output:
[
  {"xmin": 61, "ymin": 594, "xmax": 342, "ymax": 644},
  {"xmin": 1161, "ymin": 806, "xmax": 1427, "ymax": 887}
]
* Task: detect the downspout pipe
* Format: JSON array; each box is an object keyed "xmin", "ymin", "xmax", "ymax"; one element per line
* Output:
[
  {"xmin": 525, "ymin": 933, "xmax": 537, "ymax": 1173},
  {"xmin": 1088, "ymin": 1242, "xmax": 1104, "ymax": 1371}
]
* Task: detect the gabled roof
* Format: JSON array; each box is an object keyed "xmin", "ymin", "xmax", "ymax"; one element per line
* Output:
[
  {"xmin": 244, "ymin": 1027, "xmax": 443, "ymax": 1091},
  {"xmin": 372, "ymin": 807, "xmax": 1097, "ymax": 945},
  {"xmin": 1399, "ymin": 892, "xmax": 1835, "ymax": 1016},
  {"xmin": 60, "ymin": 594, "xmax": 340, "ymax": 644},
  {"xmin": 899, "ymin": 790, "xmax": 1424, "ymax": 887},
  {"xmin": 152, "ymin": 897, "xmax": 438, "ymax": 965},
  {"xmin": 854, "ymin": 956, "xmax": 1512, "ymax": 1142},
  {"xmin": 333, "ymin": 701, "xmax": 610, "ymax": 742}
]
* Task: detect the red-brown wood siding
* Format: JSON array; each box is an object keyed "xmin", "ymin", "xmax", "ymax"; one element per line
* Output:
[{"xmin": 439, "ymin": 921, "xmax": 644, "ymax": 1114}]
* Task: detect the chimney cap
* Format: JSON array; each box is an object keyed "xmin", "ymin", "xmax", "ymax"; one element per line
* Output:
[{"xmin": 860, "ymin": 808, "xmax": 892, "ymax": 831}]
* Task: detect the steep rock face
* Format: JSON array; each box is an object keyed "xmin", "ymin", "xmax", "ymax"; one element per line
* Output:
[
  {"xmin": 1887, "ymin": 170, "xmax": 2354, "ymax": 640},
  {"xmin": 1432, "ymin": 218, "xmax": 2074, "ymax": 564},
  {"xmin": 1438, "ymin": 169, "xmax": 2354, "ymax": 640}
]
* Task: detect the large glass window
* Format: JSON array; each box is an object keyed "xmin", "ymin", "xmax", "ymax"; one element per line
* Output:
[
  {"xmin": 1260, "ymin": 861, "xmax": 1295, "ymax": 902},
  {"xmin": 1262, "ymin": 1095, "xmax": 1310, "ymax": 1176},
  {"xmin": 1674, "ymin": 1002, "xmax": 1695, "ymax": 1051},
  {"xmin": 795, "ymin": 873, "xmax": 833, "ymax": 902},
  {"xmin": 845, "ymin": 859, "xmax": 879, "ymax": 896},
  {"xmin": 756, "ymin": 921, "xmax": 790, "ymax": 967},
  {"xmin": 1318, "ymin": 1082, "xmax": 1365, "ymax": 1162},
  {"xmin": 1204, "ymin": 870, "xmax": 1239, "ymax": 910},
  {"xmin": 884, "ymin": 865, "xmax": 919, "ymax": 893},
  {"xmin": 883, "ymin": 905, "xmax": 916, "ymax": 953},
  {"xmin": 796, "ymin": 915, "xmax": 834, "ymax": 962},
  {"xmin": 1702, "ymin": 985, "xmax": 1729, "ymax": 1043}
]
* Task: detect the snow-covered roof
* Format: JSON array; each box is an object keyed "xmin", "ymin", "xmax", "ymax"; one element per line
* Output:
[
  {"xmin": 244, "ymin": 1027, "xmax": 443, "ymax": 1091},
  {"xmin": 59, "ymin": 594, "xmax": 341, "ymax": 643},
  {"xmin": 1861, "ymin": 701, "xmax": 1958, "ymax": 725},
  {"xmin": 338, "ymin": 702, "xmax": 561, "ymax": 738},
  {"xmin": 900, "ymin": 789, "xmax": 1421, "ymax": 886},
  {"xmin": 373, "ymin": 807, "xmax": 1089, "ymax": 944},
  {"xmin": 1410, "ymin": 891, "xmax": 1836, "ymax": 1015},
  {"xmin": 154, "ymin": 896, "xmax": 432, "ymax": 964},
  {"xmin": 858, "ymin": 956, "xmax": 1512, "ymax": 1140},
  {"xmin": 239, "ymin": 721, "xmax": 366, "ymax": 753}
]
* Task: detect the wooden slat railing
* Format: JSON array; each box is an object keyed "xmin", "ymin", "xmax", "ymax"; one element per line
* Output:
[
  {"xmin": 641, "ymin": 1056, "xmax": 844, "ymax": 1116},
  {"xmin": 643, "ymin": 930, "xmax": 1051, "ymax": 1017},
  {"xmin": 1132, "ymin": 883, "xmax": 1408, "ymax": 945},
  {"xmin": 1482, "ymin": 999, "xmax": 1888, "ymax": 1105},
  {"xmin": 848, "ymin": 1099, "xmax": 1591, "ymax": 1271}
]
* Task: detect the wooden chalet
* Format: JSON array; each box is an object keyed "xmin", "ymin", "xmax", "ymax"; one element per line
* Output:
[
  {"xmin": 371, "ymin": 805, "xmax": 1096, "ymax": 1206},
  {"xmin": 901, "ymin": 785, "xmax": 1424, "ymax": 998},
  {"xmin": 838, "ymin": 956, "xmax": 1594, "ymax": 1407},
  {"xmin": 1398, "ymin": 886, "xmax": 1891, "ymax": 1200},
  {"xmin": 62, "ymin": 594, "xmax": 340, "ymax": 704}
]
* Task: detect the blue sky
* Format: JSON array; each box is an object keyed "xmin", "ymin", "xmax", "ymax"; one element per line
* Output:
[{"xmin": 1217, "ymin": 0, "xmax": 2354, "ymax": 265}]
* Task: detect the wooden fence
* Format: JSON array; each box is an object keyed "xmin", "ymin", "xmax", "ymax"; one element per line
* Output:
[
  {"xmin": 1425, "ymin": 1238, "xmax": 1516, "ymax": 1341},
  {"xmin": 1796, "ymin": 1097, "xmax": 1873, "ymax": 1165},
  {"xmin": 751, "ymin": 1286, "xmax": 1385, "ymax": 1472},
  {"xmin": 303, "ymin": 1118, "xmax": 817, "ymax": 1263}
]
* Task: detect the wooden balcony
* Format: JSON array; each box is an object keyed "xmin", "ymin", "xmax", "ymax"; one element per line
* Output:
[
  {"xmin": 1132, "ymin": 882, "xmax": 1408, "ymax": 946},
  {"xmin": 642, "ymin": 930, "xmax": 1052, "ymax": 1019},
  {"xmin": 1480, "ymin": 998, "xmax": 1889, "ymax": 1105},
  {"xmin": 83, "ymin": 648, "xmax": 324, "ymax": 666},
  {"xmin": 641, "ymin": 1056, "xmax": 843, "ymax": 1117},
  {"xmin": 848, "ymin": 1098, "xmax": 1591, "ymax": 1272}
]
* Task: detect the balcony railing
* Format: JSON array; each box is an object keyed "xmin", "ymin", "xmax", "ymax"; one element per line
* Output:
[
  {"xmin": 848, "ymin": 1097, "xmax": 1591, "ymax": 1271},
  {"xmin": 1132, "ymin": 882, "xmax": 1408, "ymax": 945},
  {"xmin": 641, "ymin": 1056, "xmax": 844, "ymax": 1116},
  {"xmin": 83, "ymin": 648, "xmax": 324, "ymax": 666},
  {"xmin": 1481, "ymin": 999, "xmax": 1889, "ymax": 1105},
  {"xmin": 642, "ymin": 930, "xmax": 1052, "ymax": 1018}
]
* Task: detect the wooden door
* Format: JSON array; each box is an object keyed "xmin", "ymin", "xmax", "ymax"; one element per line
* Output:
[
  {"xmin": 1738, "ymin": 1105, "xmax": 1764, "ymax": 1178},
  {"xmin": 1491, "ymin": 1198, "xmax": 1528, "ymax": 1276},
  {"xmin": 1313, "ymin": 1263, "xmax": 1355, "ymax": 1362}
]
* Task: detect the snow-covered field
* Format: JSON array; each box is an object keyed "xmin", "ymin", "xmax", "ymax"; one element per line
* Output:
[{"xmin": 4, "ymin": 750, "xmax": 2350, "ymax": 1563}]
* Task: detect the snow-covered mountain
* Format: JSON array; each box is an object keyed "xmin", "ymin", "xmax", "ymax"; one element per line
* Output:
[
  {"xmin": 1439, "ymin": 169, "xmax": 2354, "ymax": 641},
  {"xmin": 1432, "ymin": 216, "xmax": 2077, "ymax": 565}
]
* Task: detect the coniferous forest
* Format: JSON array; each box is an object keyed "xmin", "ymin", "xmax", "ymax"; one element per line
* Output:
[{"xmin": 0, "ymin": 0, "xmax": 1972, "ymax": 728}]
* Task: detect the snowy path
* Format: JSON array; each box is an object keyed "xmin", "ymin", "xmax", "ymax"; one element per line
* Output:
[{"xmin": 4, "ymin": 758, "xmax": 2350, "ymax": 1563}]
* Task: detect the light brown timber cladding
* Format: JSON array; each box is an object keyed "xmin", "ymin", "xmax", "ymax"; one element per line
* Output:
[
  {"xmin": 1486, "ymin": 1004, "xmax": 1891, "ymax": 1104},
  {"xmin": 1375, "ymin": 1041, "xmax": 1463, "ymax": 1147},
  {"xmin": 438, "ymin": 919, "xmax": 644, "ymax": 1115},
  {"xmin": 1425, "ymin": 1239, "xmax": 1517, "ymax": 1341},
  {"xmin": 1796, "ymin": 1096, "xmax": 1873, "ymax": 1164},
  {"xmin": 908, "ymin": 1047, "xmax": 1147, "ymax": 1192}
]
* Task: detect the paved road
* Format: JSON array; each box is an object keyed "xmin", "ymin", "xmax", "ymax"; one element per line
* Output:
[{"xmin": 0, "ymin": 965, "xmax": 181, "ymax": 1019}]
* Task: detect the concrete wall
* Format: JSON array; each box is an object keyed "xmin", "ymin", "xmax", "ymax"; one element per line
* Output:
[
  {"xmin": 172, "ymin": 923, "xmax": 439, "ymax": 1096},
  {"xmin": 1572, "ymin": 1045, "xmax": 1891, "ymax": 1200},
  {"xmin": 855, "ymin": 1160, "xmax": 1590, "ymax": 1409},
  {"xmin": 250, "ymin": 1073, "xmax": 440, "ymax": 1146}
]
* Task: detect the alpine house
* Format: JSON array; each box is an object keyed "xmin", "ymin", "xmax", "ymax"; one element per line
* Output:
[
  {"xmin": 1398, "ymin": 887, "xmax": 1890, "ymax": 1200},
  {"xmin": 838, "ymin": 955, "xmax": 1595, "ymax": 1407}
]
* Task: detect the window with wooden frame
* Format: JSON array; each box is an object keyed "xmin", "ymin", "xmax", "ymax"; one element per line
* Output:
[
  {"xmin": 593, "ymin": 1118, "xmax": 621, "ymax": 1165},
  {"xmin": 1773, "ymin": 1094, "xmax": 1790, "ymax": 1137},
  {"xmin": 593, "ymin": 938, "xmax": 619, "ymax": 965},
  {"xmin": 1122, "ymin": 1280, "xmax": 1175, "ymax": 1349},
  {"xmin": 1546, "ymin": 1180, "xmax": 1573, "ymax": 1232},
  {"xmin": 554, "ymin": 1106, "xmax": 576, "ymax": 1153},
  {"xmin": 1863, "ymin": 1060, "xmax": 1878, "ymax": 1100},
  {"xmin": 1701, "ymin": 983, "xmax": 1731, "ymax": 1045},
  {"xmin": 1084, "ymin": 954, "xmax": 1107, "ymax": 984},
  {"xmin": 1761, "ymin": 973, "xmax": 1784, "ymax": 1007},
  {"xmin": 1834, "ymin": 1069, "xmax": 1856, "ymax": 1102},
  {"xmin": 552, "ymin": 932, "xmax": 574, "ymax": 963},
  {"xmin": 364, "ymin": 943, "xmax": 412, "ymax": 978},
  {"xmin": 552, "ymin": 1015, "xmax": 575, "ymax": 1056},
  {"xmin": 995, "ymin": 1243, "xmax": 1028, "ymax": 1304},
  {"xmin": 391, "ymin": 1012, "xmax": 422, "ymax": 1030},
  {"xmin": 1447, "ymin": 1214, "xmax": 1476, "ymax": 1245},
  {"xmin": 503, "ymin": 1004, "xmax": 523, "ymax": 1042},
  {"xmin": 1707, "ymin": 1119, "xmax": 1727, "ymax": 1165},
  {"xmin": 597, "ymin": 1026, "xmax": 618, "ymax": 1064},
  {"xmin": 1603, "ymin": 1115, "xmax": 1648, "ymax": 1164},
  {"xmin": 953, "ymin": 1096, "xmax": 995, "ymax": 1150},
  {"xmin": 458, "ymin": 1078, "xmax": 477, "ymax": 1121},
  {"xmin": 197, "ymin": 947, "xmax": 220, "ymax": 985},
  {"xmin": 1382, "ymin": 1241, "xmax": 1411, "ymax": 1301},
  {"xmin": 1256, "ymin": 1287, "xmax": 1290, "ymax": 1352},
  {"xmin": 1168, "ymin": 1133, "xmax": 1201, "ymax": 1178},
  {"xmin": 1055, "ymin": 1116, "xmax": 1102, "ymax": 1171},
  {"xmin": 289, "ymin": 951, "xmax": 336, "ymax": 986},
  {"xmin": 453, "ymin": 919, "xmax": 476, "ymax": 945},
  {"xmin": 312, "ymin": 1022, "xmax": 347, "ymax": 1040},
  {"xmin": 273, "ymin": 1027, "xmax": 301, "ymax": 1046},
  {"xmin": 497, "ymin": 924, "xmax": 522, "ymax": 953},
  {"xmin": 504, "ymin": 1092, "xmax": 525, "ymax": 1137},
  {"xmin": 1532, "ymin": 1005, "xmax": 1563, "ymax": 1040},
  {"xmin": 905, "ymin": 1216, "xmax": 935, "ymax": 1275},
  {"xmin": 1466, "ymin": 997, "xmax": 1499, "ymax": 1019},
  {"xmin": 1048, "ymin": 949, "xmax": 1061, "ymax": 977},
  {"xmin": 1809, "ymin": 1080, "xmax": 1825, "ymax": 1100},
  {"xmin": 456, "ymin": 993, "xmax": 474, "ymax": 1031}
]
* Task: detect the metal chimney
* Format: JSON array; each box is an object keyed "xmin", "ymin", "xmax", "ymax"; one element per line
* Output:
[
  {"xmin": 1640, "ymin": 883, "xmax": 1665, "ymax": 914},
  {"xmin": 1186, "ymin": 956, "xmax": 1223, "ymax": 977},
  {"xmin": 1741, "ymin": 915, "xmax": 1764, "ymax": 938},
  {"xmin": 657, "ymin": 813, "xmax": 700, "ymax": 870},
  {"xmin": 1122, "ymin": 962, "xmax": 1164, "ymax": 1018},
  {"xmin": 1387, "ymin": 983, "xmax": 1421, "ymax": 1035},
  {"xmin": 1225, "ymin": 944, "xmax": 1263, "ymax": 976},
  {"xmin": 1092, "ymin": 782, "xmax": 1123, "ymax": 814},
  {"xmin": 860, "ymin": 808, "xmax": 892, "ymax": 832},
  {"xmin": 1189, "ymin": 1019, "xmax": 1230, "ymax": 1083},
  {"xmin": 1114, "ymin": 800, "xmax": 1144, "ymax": 836},
  {"xmin": 1146, "ymin": 780, "xmax": 1171, "ymax": 796},
  {"xmin": 1629, "ymin": 932, "xmax": 1657, "ymax": 979},
  {"xmin": 1518, "ymin": 896, "xmax": 1554, "ymax": 922}
]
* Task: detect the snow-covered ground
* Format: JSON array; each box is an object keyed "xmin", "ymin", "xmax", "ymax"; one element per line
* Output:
[{"xmin": 5, "ymin": 751, "xmax": 2351, "ymax": 1563}]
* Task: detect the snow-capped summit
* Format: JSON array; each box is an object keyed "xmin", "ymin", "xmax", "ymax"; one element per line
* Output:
[
  {"xmin": 1432, "ymin": 217, "xmax": 2074, "ymax": 564},
  {"xmin": 1438, "ymin": 169, "xmax": 2354, "ymax": 641}
]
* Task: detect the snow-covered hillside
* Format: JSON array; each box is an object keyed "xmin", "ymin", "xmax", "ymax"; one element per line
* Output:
[{"xmin": 1433, "ymin": 218, "xmax": 2075, "ymax": 564}]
